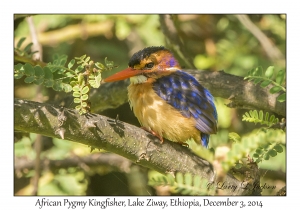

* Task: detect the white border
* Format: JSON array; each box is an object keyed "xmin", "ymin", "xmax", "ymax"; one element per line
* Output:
[{"xmin": 5, "ymin": 0, "xmax": 296, "ymax": 209}]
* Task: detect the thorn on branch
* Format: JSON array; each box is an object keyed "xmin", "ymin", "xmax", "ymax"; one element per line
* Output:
[{"xmin": 55, "ymin": 127, "xmax": 66, "ymax": 139}]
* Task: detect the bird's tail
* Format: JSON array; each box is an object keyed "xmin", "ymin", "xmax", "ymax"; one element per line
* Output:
[{"xmin": 201, "ymin": 133, "xmax": 210, "ymax": 148}]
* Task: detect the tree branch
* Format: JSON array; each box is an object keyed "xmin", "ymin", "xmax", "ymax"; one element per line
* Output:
[
  {"xmin": 14, "ymin": 98, "xmax": 257, "ymax": 195},
  {"xmin": 94, "ymin": 70, "xmax": 285, "ymax": 116},
  {"xmin": 15, "ymin": 153, "xmax": 132, "ymax": 174},
  {"xmin": 185, "ymin": 69, "xmax": 286, "ymax": 117},
  {"xmin": 14, "ymin": 21, "xmax": 114, "ymax": 47}
]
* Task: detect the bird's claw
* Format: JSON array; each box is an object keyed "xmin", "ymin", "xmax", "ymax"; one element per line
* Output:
[{"xmin": 141, "ymin": 126, "xmax": 164, "ymax": 144}]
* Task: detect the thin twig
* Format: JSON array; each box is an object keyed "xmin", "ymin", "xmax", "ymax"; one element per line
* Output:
[
  {"xmin": 236, "ymin": 15, "xmax": 285, "ymax": 63},
  {"xmin": 159, "ymin": 14, "xmax": 195, "ymax": 69},
  {"xmin": 27, "ymin": 16, "xmax": 43, "ymax": 61},
  {"xmin": 31, "ymin": 135, "xmax": 42, "ymax": 195},
  {"xmin": 15, "ymin": 153, "xmax": 132, "ymax": 174},
  {"xmin": 26, "ymin": 16, "xmax": 44, "ymax": 196},
  {"xmin": 14, "ymin": 54, "xmax": 46, "ymax": 67}
]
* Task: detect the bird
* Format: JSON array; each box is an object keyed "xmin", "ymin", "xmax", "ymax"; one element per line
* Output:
[{"xmin": 104, "ymin": 46, "xmax": 217, "ymax": 148}]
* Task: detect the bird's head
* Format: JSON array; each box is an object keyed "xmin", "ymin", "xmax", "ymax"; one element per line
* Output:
[{"xmin": 104, "ymin": 46, "xmax": 181, "ymax": 84}]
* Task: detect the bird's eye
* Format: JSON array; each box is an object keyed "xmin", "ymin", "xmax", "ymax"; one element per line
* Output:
[{"xmin": 145, "ymin": 62, "xmax": 154, "ymax": 69}]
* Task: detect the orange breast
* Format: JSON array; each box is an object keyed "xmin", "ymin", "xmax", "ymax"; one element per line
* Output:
[{"xmin": 127, "ymin": 82, "xmax": 201, "ymax": 143}]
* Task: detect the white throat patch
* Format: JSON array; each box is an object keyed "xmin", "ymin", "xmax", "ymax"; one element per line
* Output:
[{"xmin": 130, "ymin": 75, "xmax": 147, "ymax": 84}]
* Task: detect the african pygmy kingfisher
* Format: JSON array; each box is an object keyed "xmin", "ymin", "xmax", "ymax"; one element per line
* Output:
[{"xmin": 104, "ymin": 46, "xmax": 218, "ymax": 147}]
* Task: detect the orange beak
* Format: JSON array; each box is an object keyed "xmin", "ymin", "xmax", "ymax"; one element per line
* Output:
[{"xmin": 104, "ymin": 67, "xmax": 144, "ymax": 82}]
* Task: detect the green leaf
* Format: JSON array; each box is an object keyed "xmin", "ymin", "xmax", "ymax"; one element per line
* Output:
[
  {"xmin": 43, "ymin": 67, "xmax": 53, "ymax": 79},
  {"xmin": 53, "ymin": 59, "xmax": 59, "ymax": 65},
  {"xmin": 14, "ymin": 72, "xmax": 24, "ymax": 79},
  {"xmin": 63, "ymin": 84, "xmax": 72, "ymax": 93},
  {"xmin": 259, "ymin": 110, "xmax": 263, "ymax": 121},
  {"xmin": 95, "ymin": 62, "xmax": 105, "ymax": 70},
  {"xmin": 252, "ymin": 78, "xmax": 263, "ymax": 84},
  {"xmin": 89, "ymin": 74, "xmax": 101, "ymax": 88},
  {"xmin": 252, "ymin": 110, "xmax": 258, "ymax": 119},
  {"xmin": 268, "ymin": 149, "xmax": 277, "ymax": 157},
  {"xmin": 85, "ymin": 56, "xmax": 90, "ymax": 63},
  {"xmin": 260, "ymin": 80, "xmax": 272, "ymax": 88},
  {"xmin": 176, "ymin": 173, "xmax": 183, "ymax": 184},
  {"xmin": 57, "ymin": 68, "xmax": 66, "ymax": 74},
  {"xmin": 184, "ymin": 173, "xmax": 192, "ymax": 186},
  {"xmin": 89, "ymin": 80, "xmax": 96, "ymax": 87},
  {"xmin": 74, "ymin": 98, "xmax": 81, "ymax": 104},
  {"xmin": 24, "ymin": 63, "xmax": 35, "ymax": 76},
  {"xmin": 95, "ymin": 74, "xmax": 102, "ymax": 85},
  {"xmin": 234, "ymin": 163, "xmax": 243, "ymax": 169},
  {"xmin": 265, "ymin": 66, "xmax": 274, "ymax": 79},
  {"xmin": 34, "ymin": 66, "xmax": 44, "ymax": 77},
  {"xmin": 270, "ymin": 86, "xmax": 283, "ymax": 94},
  {"xmin": 265, "ymin": 112, "xmax": 269, "ymax": 121},
  {"xmin": 80, "ymin": 55, "xmax": 86, "ymax": 60},
  {"xmin": 44, "ymin": 80, "xmax": 54, "ymax": 87},
  {"xmin": 255, "ymin": 147, "xmax": 264, "ymax": 154},
  {"xmin": 105, "ymin": 57, "xmax": 114, "ymax": 69},
  {"xmin": 59, "ymin": 57, "xmax": 67, "ymax": 66},
  {"xmin": 255, "ymin": 157, "xmax": 262, "ymax": 163},
  {"xmin": 72, "ymin": 86, "xmax": 80, "ymax": 92},
  {"xmin": 245, "ymin": 112, "xmax": 250, "ymax": 118},
  {"xmin": 263, "ymin": 153, "xmax": 270, "ymax": 160},
  {"xmin": 277, "ymin": 93, "xmax": 286, "ymax": 102},
  {"xmin": 75, "ymin": 66, "xmax": 84, "ymax": 73},
  {"xmin": 82, "ymin": 102, "xmax": 87, "ymax": 107},
  {"xmin": 17, "ymin": 37, "xmax": 26, "ymax": 48},
  {"xmin": 75, "ymin": 105, "xmax": 81, "ymax": 110},
  {"xmin": 269, "ymin": 115, "xmax": 275, "ymax": 123},
  {"xmin": 14, "ymin": 63, "xmax": 24, "ymax": 71},
  {"xmin": 228, "ymin": 132, "xmax": 241, "ymax": 142},
  {"xmin": 70, "ymin": 81, "xmax": 78, "ymax": 87},
  {"xmin": 64, "ymin": 73, "xmax": 74, "ymax": 79},
  {"xmin": 247, "ymin": 68, "xmax": 254, "ymax": 76},
  {"xmin": 68, "ymin": 59, "xmax": 75, "ymax": 69},
  {"xmin": 24, "ymin": 42, "xmax": 33, "ymax": 52},
  {"xmin": 81, "ymin": 86, "xmax": 89, "ymax": 94},
  {"xmin": 24, "ymin": 76, "xmax": 35, "ymax": 83},
  {"xmin": 53, "ymin": 81, "xmax": 63, "ymax": 91},
  {"xmin": 73, "ymin": 91, "xmax": 81, "ymax": 97},
  {"xmin": 81, "ymin": 94, "xmax": 88, "ymax": 101},
  {"xmin": 274, "ymin": 144, "xmax": 283, "ymax": 153},
  {"xmin": 53, "ymin": 54, "xmax": 59, "ymax": 60},
  {"xmin": 193, "ymin": 175, "xmax": 201, "ymax": 188},
  {"xmin": 34, "ymin": 77, "xmax": 44, "ymax": 85},
  {"xmin": 253, "ymin": 66, "xmax": 263, "ymax": 76},
  {"xmin": 78, "ymin": 74, "xmax": 85, "ymax": 86},
  {"xmin": 276, "ymin": 70, "xmax": 285, "ymax": 85}
]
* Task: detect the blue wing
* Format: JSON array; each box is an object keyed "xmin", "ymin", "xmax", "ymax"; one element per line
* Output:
[{"xmin": 152, "ymin": 70, "xmax": 218, "ymax": 147}]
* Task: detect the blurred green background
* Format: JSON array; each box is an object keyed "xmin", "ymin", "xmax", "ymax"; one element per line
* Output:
[{"xmin": 14, "ymin": 14, "xmax": 286, "ymax": 195}]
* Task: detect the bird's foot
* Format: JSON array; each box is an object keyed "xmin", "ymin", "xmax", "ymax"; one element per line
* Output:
[{"xmin": 141, "ymin": 126, "xmax": 164, "ymax": 144}]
